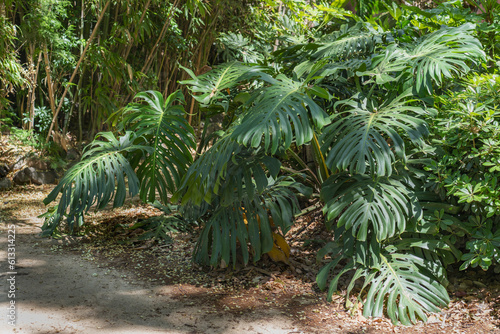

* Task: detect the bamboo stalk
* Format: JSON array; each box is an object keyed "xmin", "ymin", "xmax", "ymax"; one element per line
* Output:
[
  {"xmin": 45, "ymin": 0, "xmax": 111, "ymax": 143},
  {"xmin": 111, "ymin": 0, "xmax": 152, "ymax": 95},
  {"xmin": 27, "ymin": 50, "xmax": 42, "ymax": 130},
  {"xmin": 139, "ymin": 0, "xmax": 179, "ymax": 80},
  {"xmin": 125, "ymin": 0, "xmax": 179, "ymax": 103},
  {"xmin": 43, "ymin": 45, "xmax": 58, "ymax": 130},
  {"xmin": 123, "ymin": 0, "xmax": 151, "ymax": 61}
]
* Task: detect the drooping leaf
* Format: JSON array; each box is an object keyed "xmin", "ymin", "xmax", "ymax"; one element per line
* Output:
[
  {"xmin": 180, "ymin": 61, "xmax": 269, "ymax": 111},
  {"xmin": 232, "ymin": 74, "xmax": 329, "ymax": 154},
  {"xmin": 363, "ymin": 253, "xmax": 450, "ymax": 325},
  {"xmin": 42, "ymin": 132, "xmax": 148, "ymax": 234},
  {"xmin": 124, "ymin": 90, "xmax": 196, "ymax": 204},
  {"xmin": 321, "ymin": 89, "xmax": 429, "ymax": 176},
  {"xmin": 310, "ymin": 22, "xmax": 384, "ymax": 61},
  {"xmin": 408, "ymin": 23, "xmax": 485, "ymax": 95},
  {"xmin": 192, "ymin": 176, "xmax": 305, "ymax": 267},
  {"xmin": 317, "ymin": 242, "xmax": 450, "ymax": 326},
  {"xmin": 321, "ymin": 174, "xmax": 421, "ymax": 242},
  {"xmin": 356, "ymin": 44, "xmax": 408, "ymax": 85}
]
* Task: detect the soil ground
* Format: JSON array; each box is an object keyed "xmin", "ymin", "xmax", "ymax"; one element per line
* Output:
[
  {"xmin": 0, "ymin": 185, "xmax": 499, "ymax": 334},
  {"xmin": 0, "ymin": 134, "xmax": 500, "ymax": 334}
]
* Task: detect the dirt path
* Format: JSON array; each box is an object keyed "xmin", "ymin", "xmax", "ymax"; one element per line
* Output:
[
  {"xmin": 0, "ymin": 186, "xmax": 306, "ymax": 334},
  {"xmin": 1, "ymin": 185, "xmax": 499, "ymax": 334}
]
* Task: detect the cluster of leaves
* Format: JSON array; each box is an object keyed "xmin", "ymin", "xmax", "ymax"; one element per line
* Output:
[
  {"xmin": 426, "ymin": 73, "xmax": 500, "ymax": 271},
  {"xmin": 178, "ymin": 5, "xmax": 484, "ymax": 325},
  {"xmin": 385, "ymin": 0, "xmax": 500, "ymax": 273},
  {"xmin": 40, "ymin": 0, "xmax": 497, "ymax": 327},
  {"xmin": 0, "ymin": 3, "xmax": 27, "ymax": 117},
  {"xmin": 41, "ymin": 91, "xmax": 195, "ymax": 235},
  {"xmin": 215, "ymin": 0, "xmax": 352, "ymax": 65}
]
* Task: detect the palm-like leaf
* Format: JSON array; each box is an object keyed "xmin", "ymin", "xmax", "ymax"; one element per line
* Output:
[
  {"xmin": 217, "ymin": 32, "xmax": 264, "ymax": 63},
  {"xmin": 311, "ymin": 22, "xmax": 383, "ymax": 61},
  {"xmin": 124, "ymin": 90, "xmax": 196, "ymax": 204},
  {"xmin": 321, "ymin": 174, "xmax": 421, "ymax": 242},
  {"xmin": 317, "ymin": 239, "xmax": 450, "ymax": 326},
  {"xmin": 362, "ymin": 253, "xmax": 449, "ymax": 325},
  {"xmin": 408, "ymin": 23, "xmax": 485, "ymax": 95},
  {"xmin": 180, "ymin": 61, "xmax": 269, "ymax": 110},
  {"xmin": 175, "ymin": 136, "xmax": 281, "ymax": 207},
  {"xmin": 176, "ymin": 134, "xmax": 310, "ymax": 267},
  {"xmin": 321, "ymin": 89, "xmax": 429, "ymax": 176},
  {"xmin": 356, "ymin": 44, "xmax": 409, "ymax": 85},
  {"xmin": 232, "ymin": 74, "xmax": 329, "ymax": 154},
  {"xmin": 42, "ymin": 132, "xmax": 148, "ymax": 234},
  {"xmin": 193, "ymin": 176, "xmax": 306, "ymax": 267}
]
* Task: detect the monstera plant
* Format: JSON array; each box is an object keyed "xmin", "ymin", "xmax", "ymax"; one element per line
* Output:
[
  {"xmin": 178, "ymin": 21, "xmax": 484, "ymax": 325},
  {"xmin": 41, "ymin": 90, "xmax": 196, "ymax": 235},
  {"xmin": 42, "ymin": 6, "xmax": 485, "ymax": 325}
]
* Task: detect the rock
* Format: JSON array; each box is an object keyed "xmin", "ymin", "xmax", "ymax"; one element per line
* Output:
[
  {"xmin": 9, "ymin": 156, "xmax": 26, "ymax": 172},
  {"xmin": 66, "ymin": 148, "xmax": 80, "ymax": 161},
  {"xmin": 31, "ymin": 170, "xmax": 58, "ymax": 185},
  {"xmin": 0, "ymin": 163, "xmax": 9, "ymax": 178},
  {"xmin": 26, "ymin": 158, "xmax": 51, "ymax": 171},
  {"xmin": 13, "ymin": 167, "xmax": 35, "ymax": 185},
  {"xmin": 0, "ymin": 177, "xmax": 12, "ymax": 189},
  {"xmin": 12, "ymin": 167, "xmax": 58, "ymax": 185}
]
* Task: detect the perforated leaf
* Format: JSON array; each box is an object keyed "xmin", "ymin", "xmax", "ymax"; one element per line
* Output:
[
  {"xmin": 43, "ymin": 132, "xmax": 147, "ymax": 233},
  {"xmin": 409, "ymin": 23, "xmax": 485, "ymax": 95},
  {"xmin": 232, "ymin": 74, "xmax": 329, "ymax": 154},
  {"xmin": 322, "ymin": 173, "xmax": 422, "ymax": 242},
  {"xmin": 124, "ymin": 90, "xmax": 196, "ymax": 204},
  {"xmin": 310, "ymin": 22, "xmax": 382, "ymax": 61},
  {"xmin": 180, "ymin": 61, "xmax": 269, "ymax": 110},
  {"xmin": 321, "ymin": 89, "xmax": 429, "ymax": 176},
  {"xmin": 363, "ymin": 253, "xmax": 450, "ymax": 325},
  {"xmin": 192, "ymin": 176, "xmax": 305, "ymax": 267}
]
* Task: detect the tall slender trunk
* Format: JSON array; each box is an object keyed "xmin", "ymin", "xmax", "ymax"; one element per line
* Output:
[
  {"xmin": 139, "ymin": 0, "xmax": 179, "ymax": 79},
  {"xmin": 45, "ymin": 0, "xmax": 111, "ymax": 143},
  {"xmin": 111, "ymin": 0, "xmax": 152, "ymax": 96},
  {"xmin": 43, "ymin": 44, "xmax": 58, "ymax": 131},
  {"xmin": 26, "ymin": 49, "xmax": 42, "ymax": 130}
]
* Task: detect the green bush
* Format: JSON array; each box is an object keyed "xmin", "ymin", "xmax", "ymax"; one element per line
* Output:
[{"xmin": 426, "ymin": 73, "xmax": 500, "ymax": 272}]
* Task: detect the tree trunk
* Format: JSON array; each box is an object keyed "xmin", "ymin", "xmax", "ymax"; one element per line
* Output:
[{"xmin": 43, "ymin": 44, "xmax": 58, "ymax": 131}]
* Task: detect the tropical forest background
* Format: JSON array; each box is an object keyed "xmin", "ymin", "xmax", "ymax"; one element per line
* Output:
[{"xmin": 1, "ymin": 0, "xmax": 500, "ymax": 326}]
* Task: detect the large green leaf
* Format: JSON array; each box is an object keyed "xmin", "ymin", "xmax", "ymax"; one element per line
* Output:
[
  {"xmin": 352, "ymin": 24, "xmax": 484, "ymax": 94},
  {"xmin": 42, "ymin": 132, "xmax": 148, "ymax": 234},
  {"xmin": 180, "ymin": 61, "xmax": 269, "ymax": 110},
  {"xmin": 409, "ymin": 23, "xmax": 485, "ymax": 95},
  {"xmin": 310, "ymin": 22, "xmax": 384, "ymax": 61},
  {"xmin": 321, "ymin": 89, "xmax": 429, "ymax": 176},
  {"xmin": 356, "ymin": 44, "xmax": 408, "ymax": 85},
  {"xmin": 193, "ymin": 176, "xmax": 306, "ymax": 267},
  {"xmin": 317, "ymin": 240, "xmax": 450, "ymax": 326},
  {"xmin": 321, "ymin": 174, "xmax": 421, "ymax": 242},
  {"xmin": 232, "ymin": 74, "xmax": 329, "ymax": 154},
  {"xmin": 124, "ymin": 90, "xmax": 196, "ymax": 204},
  {"xmin": 363, "ymin": 253, "xmax": 449, "ymax": 325}
]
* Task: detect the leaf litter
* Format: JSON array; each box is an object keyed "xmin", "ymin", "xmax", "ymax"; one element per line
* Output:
[{"xmin": 0, "ymin": 139, "xmax": 499, "ymax": 333}]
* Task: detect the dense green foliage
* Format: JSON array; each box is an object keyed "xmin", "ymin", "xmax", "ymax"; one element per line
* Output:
[
  {"xmin": 1, "ymin": 0, "xmax": 250, "ymax": 142},
  {"xmin": 3, "ymin": 0, "xmax": 498, "ymax": 327}
]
